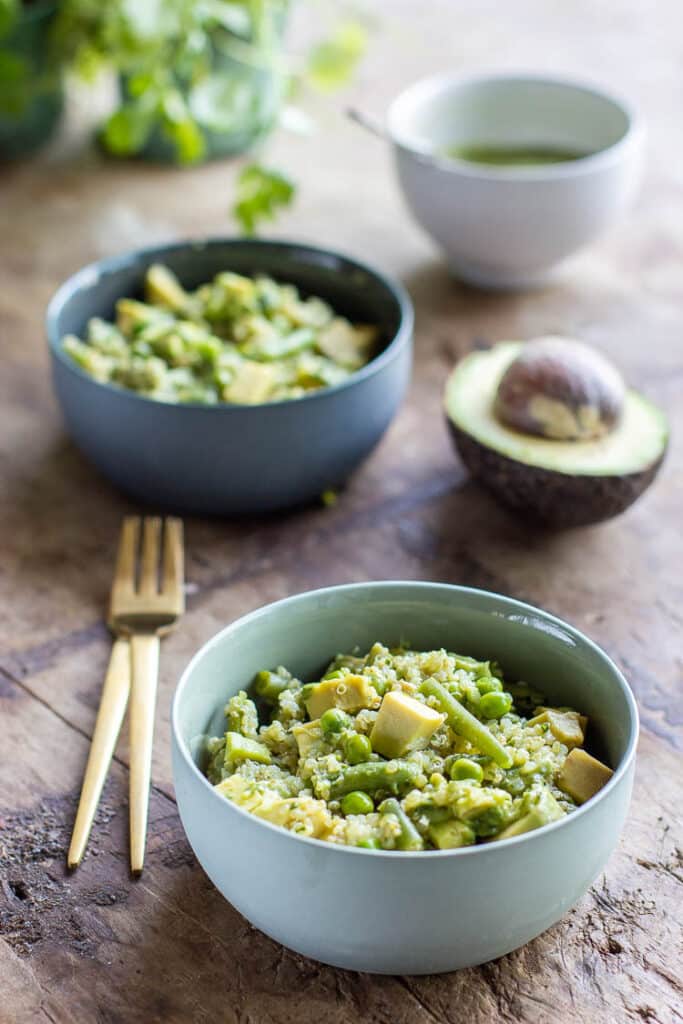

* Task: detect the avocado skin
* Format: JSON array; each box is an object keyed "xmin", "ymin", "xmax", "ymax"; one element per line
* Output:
[{"xmin": 448, "ymin": 419, "xmax": 666, "ymax": 527}]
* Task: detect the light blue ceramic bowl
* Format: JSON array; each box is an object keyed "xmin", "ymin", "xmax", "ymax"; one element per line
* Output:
[
  {"xmin": 46, "ymin": 239, "xmax": 413, "ymax": 516},
  {"xmin": 171, "ymin": 581, "xmax": 638, "ymax": 974}
]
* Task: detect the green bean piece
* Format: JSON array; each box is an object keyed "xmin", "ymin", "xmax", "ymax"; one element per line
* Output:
[
  {"xmin": 320, "ymin": 708, "xmax": 350, "ymax": 735},
  {"xmin": 253, "ymin": 669, "xmax": 290, "ymax": 704},
  {"xmin": 420, "ymin": 678, "xmax": 512, "ymax": 769},
  {"xmin": 378, "ymin": 798, "xmax": 424, "ymax": 851},
  {"xmin": 449, "ymin": 757, "xmax": 484, "ymax": 782},
  {"xmin": 327, "ymin": 759, "xmax": 421, "ymax": 799},
  {"xmin": 301, "ymin": 683, "xmax": 316, "ymax": 703},
  {"xmin": 344, "ymin": 733, "xmax": 373, "ymax": 765},
  {"xmin": 341, "ymin": 790, "xmax": 374, "ymax": 815},
  {"xmin": 224, "ymin": 732, "xmax": 271, "ymax": 766},
  {"xmin": 479, "ymin": 691, "xmax": 513, "ymax": 720},
  {"xmin": 357, "ymin": 838, "xmax": 381, "ymax": 849},
  {"xmin": 321, "ymin": 669, "xmax": 344, "ymax": 681}
]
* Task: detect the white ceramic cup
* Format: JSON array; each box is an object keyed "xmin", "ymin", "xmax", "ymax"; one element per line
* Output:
[{"xmin": 387, "ymin": 73, "xmax": 644, "ymax": 288}]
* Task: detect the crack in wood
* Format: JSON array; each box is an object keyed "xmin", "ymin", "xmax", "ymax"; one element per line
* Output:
[{"xmin": 0, "ymin": 666, "xmax": 176, "ymax": 808}]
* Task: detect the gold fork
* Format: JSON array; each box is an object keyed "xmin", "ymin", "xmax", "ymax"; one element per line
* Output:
[{"xmin": 68, "ymin": 516, "xmax": 184, "ymax": 875}]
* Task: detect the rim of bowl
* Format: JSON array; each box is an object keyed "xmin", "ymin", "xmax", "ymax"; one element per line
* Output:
[
  {"xmin": 45, "ymin": 237, "xmax": 414, "ymax": 413},
  {"xmin": 387, "ymin": 70, "xmax": 644, "ymax": 182},
  {"xmin": 172, "ymin": 580, "xmax": 639, "ymax": 859}
]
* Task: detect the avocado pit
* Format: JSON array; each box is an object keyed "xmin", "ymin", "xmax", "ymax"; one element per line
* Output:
[{"xmin": 494, "ymin": 336, "xmax": 625, "ymax": 441}]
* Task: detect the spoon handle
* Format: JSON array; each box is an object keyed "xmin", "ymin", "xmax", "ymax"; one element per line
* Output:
[{"xmin": 346, "ymin": 106, "xmax": 388, "ymax": 142}]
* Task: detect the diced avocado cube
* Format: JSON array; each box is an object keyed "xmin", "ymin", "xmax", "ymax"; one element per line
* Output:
[
  {"xmin": 429, "ymin": 820, "xmax": 476, "ymax": 849},
  {"xmin": 317, "ymin": 318, "xmax": 378, "ymax": 370},
  {"xmin": 557, "ymin": 748, "xmax": 613, "ymax": 804},
  {"xmin": 116, "ymin": 298, "xmax": 171, "ymax": 337},
  {"xmin": 495, "ymin": 789, "xmax": 565, "ymax": 840},
  {"xmin": 291, "ymin": 720, "xmax": 323, "ymax": 757},
  {"xmin": 528, "ymin": 708, "xmax": 587, "ymax": 748},
  {"xmin": 222, "ymin": 361, "xmax": 275, "ymax": 404},
  {"xmin": 305, "ymin": 675, "xmax": 379, "ymax": 719},
  {"xmin": 145, "ymin": 263, "xmax": 189, "ymax": 313},
  {"xmin": 224, "ymin": 731, "xmax": 271, "ymax": 766},
  {"xmin": 370, "ymin": 691, "xmax": 444, "ymax": 759},
  {"xmin": 216, "ymin": 271, "xmax": 256, "ymax": 301}
]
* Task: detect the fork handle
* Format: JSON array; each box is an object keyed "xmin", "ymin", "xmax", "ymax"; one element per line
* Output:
[
  {"xmin": 129, "ymin": 632, "xmax": 160, "ymax": 875},
  {"xmin": 68, "ymin": 638, "xmax": 131, "ymax": 869}
]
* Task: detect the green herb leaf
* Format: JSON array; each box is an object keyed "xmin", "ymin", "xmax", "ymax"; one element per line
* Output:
[
  {"xmin": 100, "ymin": 103, "xmax": 155, "ymax": 156},
  {"xmin": 160, "ymin": 87, "xmax": 206, "ymax": 163},
  {"xmin": 0, "ymin": 0, "xmax": 18, "ymax": 41},
  {"xmin": 163, "ymin": 115, "xmax": 206, "ymax": 164},
  {"xmin": 233, "ymin": 163, "xmax": 295, "ymax": 235},
  {"xmin": 0, "ymin": 50, "xmax": 29, "ymax": 116},
  {"xmin": 307, "ymin": 21, "xmax": 368, "ymax": 92}
]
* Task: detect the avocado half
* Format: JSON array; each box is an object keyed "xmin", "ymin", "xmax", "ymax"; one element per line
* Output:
[{"xmin": 445, "ymin": 342, "xmax": 668, "ymax": 527}]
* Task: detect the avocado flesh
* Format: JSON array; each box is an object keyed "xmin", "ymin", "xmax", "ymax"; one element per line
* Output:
[
  {"xmin": 445, "ymin": 343, "xmax": 668, "ymax": 526},
  {"xmin": 370, "ymin": 691, "xmax": 443, "ymax": 759}
]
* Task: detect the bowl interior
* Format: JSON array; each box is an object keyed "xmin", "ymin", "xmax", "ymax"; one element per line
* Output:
[
  {"xmin": 47, "ymin": 239, "xmax": 405, "ymax": 369},
  {"xmin": 389, "ymin": 75, "xmax": 632, "ymax": 162},
  {"xmin": 175, "ymin": 583, "xmax": 636, "ymax": 781}
]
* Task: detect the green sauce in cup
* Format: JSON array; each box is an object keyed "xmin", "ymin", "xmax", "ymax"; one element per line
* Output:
[{"xmin": 444, "ymin": 143, "xmax": 591, "ymax": 166}]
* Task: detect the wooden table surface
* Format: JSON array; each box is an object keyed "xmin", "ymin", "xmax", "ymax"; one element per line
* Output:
[{"xmin": 1, "ymin": 2, "xmax": 682, "ymax": 1021}]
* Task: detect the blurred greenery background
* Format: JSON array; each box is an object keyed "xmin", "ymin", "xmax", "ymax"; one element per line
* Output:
[{"xmin": 0, "ymin": 0, "xmax": 371, "ymax": 231}]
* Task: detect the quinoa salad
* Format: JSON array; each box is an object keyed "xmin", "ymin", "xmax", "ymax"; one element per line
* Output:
[
  {"xmin": 205, "ymin": 644, "xmax": 613, "ymax": 850},
  {"xmin": 62, "ymin": 264, "xmax": 379, "ymax": 406}
]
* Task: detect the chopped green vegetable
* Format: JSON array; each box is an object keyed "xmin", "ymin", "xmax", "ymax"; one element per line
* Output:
[
  {"xmin": 61, "ymin": 264, "xmax": 379, "ymax": 406},
  {"xmin": 326, "ymin": 760, "xmax": 421, "ymax": 800},
  {"xmin": 343, "ymin": 733, "xmax": 373, "ymax": 765},
  {"xmin": 320, "ymin": 708, "xmax": 350, "ymax": 735},
  {"xmin": 341, "ymin": 791, "xmax": 374, "ymax": 816},
  {"xmin": 479, "ymin": 691, "xmax": 513, "ymax": 720},
  {"xmin": 224, "ymin": 732, "xmax": 271, "ymax": 766},
  {"xmin": 428, "ymin": 820, "xmax": 476, "ymax": 850},
  {"xmin": 253, "ymin": 669, "xmax": 291, "ymax": 705},
  {"xmin": 206, "ymin": 643, "xmax": 595, "ymax": 850},
  {"xmin": 378, "ymin": 798, "xmax": 424, "ymax": 851},
  {"xmin": 449, "ymin": 758, "xmax": 484, "ymax": 783},
  {"xmin": 420, "ymin": 678, "xmax": 513, "ymax": 769}
]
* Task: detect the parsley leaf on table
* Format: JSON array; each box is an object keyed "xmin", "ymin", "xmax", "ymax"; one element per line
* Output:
[{"xmin": 233, "ymin": 163, "xmax": 296, "ymax": 235}]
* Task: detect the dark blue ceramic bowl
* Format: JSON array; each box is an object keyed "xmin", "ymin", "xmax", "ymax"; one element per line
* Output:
[{"xmin": 46, "ymin": 239, "xmax": 413, "ymax": 516}]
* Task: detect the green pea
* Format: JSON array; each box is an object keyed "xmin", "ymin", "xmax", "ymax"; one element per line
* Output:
[
  {"xmin": 357, "ymin": 837, "xmax": 380, "ymax": 849},
  {"xmin": 344, "ymin": 733, "xmax": 372, "ymax": 765},
  {"xmin": 341, "ymin": 791, "xmax": 374, "ymax": 815},
  {"xmin": 479, "ymin": 691, "xmax": 513, "ymax": 720},
  {"xmin": 370, "ymin": 677, "xmax": 388, "ymax": 696},
  {"xmin": 320, "ymin": 708, "xmax": 349, "ymax": 735},
  {"xmin": 476, "ymin": 675, "xmax": 503, "ymax": 696},
  {"xmin": 449, "ymin": 757, "xmax": 484, "ymax": 782}
]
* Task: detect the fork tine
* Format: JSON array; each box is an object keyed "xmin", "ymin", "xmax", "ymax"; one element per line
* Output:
[
  {"xmin": 112, "ymin": 517, "xmax": 140, "ymax": 601},
  {"xmin": 139, "ymin": 517, "xmax": 162, "ymax": 596},
  {"xmin": 162, "ymin": 518, "xmax": 185, "ymax": 608}
]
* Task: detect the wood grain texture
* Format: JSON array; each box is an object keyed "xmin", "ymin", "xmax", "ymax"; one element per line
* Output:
[{"xmin": 1, "ymin": 1, "xmax": 682, "ymax": 1021}]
